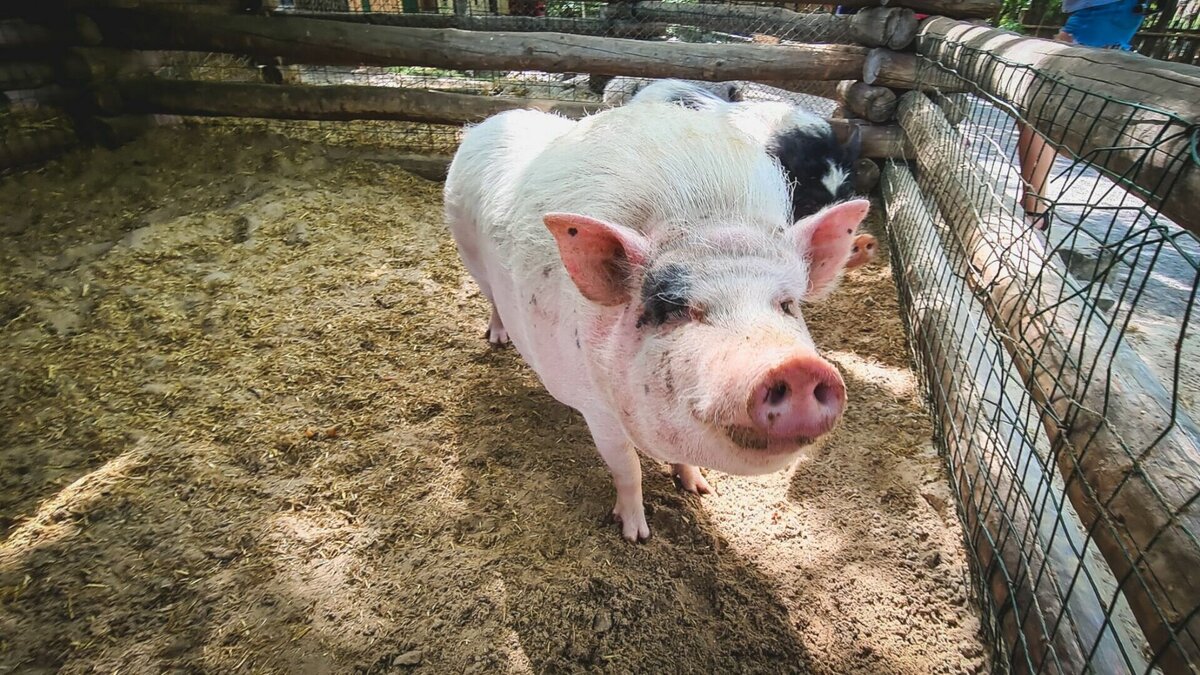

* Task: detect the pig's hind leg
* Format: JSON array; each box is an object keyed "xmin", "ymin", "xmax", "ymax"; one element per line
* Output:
[
  {"xmin": 671, "ymin": 463, "xmax": 714, "ymax": 495},
  {"xmin": 448, "ymin": 217, "xmax": 510, "ymax": 347},
  {"xmin": 585, "ymin": 409, "xmax": 650, "ymax": 542},
  {"xmin": 485, "ymin": 306, "xmax": 509, "ymax": 346}
]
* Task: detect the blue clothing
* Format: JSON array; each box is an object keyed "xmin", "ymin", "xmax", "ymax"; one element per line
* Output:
[
  {"xmin": 1061, "ymin": 0, "xmax": 1145, "ymax": 49},
  {"xmin": 1062, "ymin": 0, "xmax": 1117, "ymax": 14}
]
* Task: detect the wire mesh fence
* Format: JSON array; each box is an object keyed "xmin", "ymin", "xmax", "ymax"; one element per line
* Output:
[
  {"xmin": 882, "ymin": 38, "xmax": 1199, "ymax": 674},
  {"xmin": 8, "ymin": 0, "xmax": 1198, "ymax": 671}
]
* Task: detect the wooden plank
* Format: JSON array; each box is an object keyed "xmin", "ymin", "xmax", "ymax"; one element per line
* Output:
[
  {"xmin": 864, "ymin": 48, "xmax": 969, "ymax": 92},
  {"xmin": 113, "ymin": 78, "xmax": 913, "ymax": 158},
  {"xmin": 85, "ymin": 9, "xmax": 869, "ymax": 82},
  {"xmin": 268, "ymin": 9, "xmax": 669, "ymax": 39},
  {"xmin": 720, "ymin": 0, "xmax": 1001, "ymax": 19},
  {"xmin": 0, "ymin": 62, "xmax": 56, "ymax": 91}
]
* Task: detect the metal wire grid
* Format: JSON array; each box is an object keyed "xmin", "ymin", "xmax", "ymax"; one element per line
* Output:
[{"xmin": 882, "ymin": 41, "xmax": 1199, "ymax": 674}]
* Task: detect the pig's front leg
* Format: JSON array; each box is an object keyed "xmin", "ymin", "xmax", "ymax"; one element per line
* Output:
[
  {"xmin": 585, "ymin": 410, "xmax": 650, "ymax": 542},
  {"xmin": 670, "ymin": 463, "xmax": 714, "ymax": 495}
]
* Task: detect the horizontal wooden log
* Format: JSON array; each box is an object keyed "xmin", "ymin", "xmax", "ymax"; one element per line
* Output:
[
  {"xmin": 0, "ymin": 18, "xmax": 55, "ymax": 49},
  {"xmin": 0, "ymin": 85, "xmax": 76, "ymax": 111},
  {"xmin": 629, "ymin": 2, "xmax": 850, "ymax": 43},
  {"xmin": 837, "ymin": 80, "xmax": 896, "ymax": 123},
  {"xmin": 278, "ymin": 3, "xmax": 907, "ymax": 49},
  {"xmin": 0, "ymin": 62, "xmax": 56, "ymax": 91},
  {"xmin": 116, "ymin": 78, "xmax": 605, "ymax": 125},
  {"xmin": 82, "ymin": 114, "xmax": 177, "ymax": 148},
  {"xmin": 848, "ymin": 7, "xmax": 919, "ymax": 50},
  {"xmin": 63, "ymin": 47, "xmax": 161, "ymax": 83},
  {"xmin": 327, "ymin": 149, "xmax": 455, "ymax": 181},
  {"xmin": 898, "ymin": 89, "xmax": 1200, "ymax": 674},
  {"xmin": 269, "ymin": 9, "xmax": 669, "ymax": 39},
  {"xmin": 86, "ymin": 10, "xmax": 869, "ymax": 81},
  {"xmin": 66, "ymin": 0, "xmax": 255, "ymax": 12},
  {"xmin": 113, "ymin": 78, "xmax": 912, "ymax": 158},
  {"xmin": 864, "ymin": 48, "xmax": 969, "ymax": 92},
  {"xmin": 723, "ymin": 0, "xmax": 1000, "ymax": 19},
  {"xmin": 918, "ymin": 17, "xmax": 1200, "ymax": 236},
  {"xmin": 0, "ymin": 128, "xmax": 77, "ymax": 172}
]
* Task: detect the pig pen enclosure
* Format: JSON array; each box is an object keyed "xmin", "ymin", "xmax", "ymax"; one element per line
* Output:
[{"xmin": 1, "ymin": 0, "xmax": 1198, "ymax": 673}]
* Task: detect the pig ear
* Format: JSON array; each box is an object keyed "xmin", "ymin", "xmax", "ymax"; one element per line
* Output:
[
  {"xmin": 792, "ymin": 199, "xmax": 871, "ymax": 301},
  {"xmin": 544, "ymin": 212, "xmax": 649, "ymax": 306}
]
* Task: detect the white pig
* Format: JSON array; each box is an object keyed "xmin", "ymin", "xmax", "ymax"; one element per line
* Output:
[{"xmin": 444, "ymin": 102, "xmax": 869, "ymax": 541}]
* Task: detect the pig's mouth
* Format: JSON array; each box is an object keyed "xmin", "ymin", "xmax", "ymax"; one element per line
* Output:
[{"xmin": 722, "ymin": 425, "xmax": 815, "ymax": 452}]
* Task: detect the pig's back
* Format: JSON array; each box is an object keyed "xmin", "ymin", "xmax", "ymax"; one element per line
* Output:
[
  {"xmin": 445, "ymin": 109, "xmax": 577, "ymax": 243},
  {"xmin": 507, "ymin": 102, "xmax": 792, "ymax": 248}
]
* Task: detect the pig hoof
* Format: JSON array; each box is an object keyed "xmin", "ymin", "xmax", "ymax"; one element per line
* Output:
[
  {"xmin": 486, "ymin": 307, "xmax": 510, "ymax": 347},
  {"xmin": 612, "ymin": 506, "xmax": 650, "ymax": 542},
  {"xmin": 846, "ymin": 234, "xmax": 878, "ymax": 270},
  {"xmin": 485, "ymin": 326, "xmax": 510, "ymax": 346},
  {"xmin": 671, "ymin": 463, "xmax": 714, "ymax": 495}
]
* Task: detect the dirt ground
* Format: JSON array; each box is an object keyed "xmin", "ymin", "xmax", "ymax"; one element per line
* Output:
[{"xmin": 0, "ymin": 127, "xmax": 988, "ymax": 674}]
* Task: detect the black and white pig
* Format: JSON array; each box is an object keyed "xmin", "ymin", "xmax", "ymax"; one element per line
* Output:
[
  {"xmin": 628, "ymin": 79, "xmax": 878, "ymax": 268},
  {"xmin": 444, "ymin": 101, "xmax": 870, "ymax": 541}
]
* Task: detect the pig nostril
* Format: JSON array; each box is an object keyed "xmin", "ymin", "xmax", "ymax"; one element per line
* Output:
[
  {"xmin": 813, "ymin": 382, "xmax": 833, "ymax": 406},
  {"xmin": 765, "ymin": 382, "xmax": 789, "ymax": 406}
]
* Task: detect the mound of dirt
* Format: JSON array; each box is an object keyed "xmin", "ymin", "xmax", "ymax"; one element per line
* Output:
[{"xmin": 0, "ymin": 128, "xmax": 987, "ymax": 674}]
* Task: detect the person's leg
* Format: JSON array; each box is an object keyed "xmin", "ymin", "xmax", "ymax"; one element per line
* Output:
[{"xmin": 1015, "ymin": 29, "xmax": 1076, "ymax": 229}]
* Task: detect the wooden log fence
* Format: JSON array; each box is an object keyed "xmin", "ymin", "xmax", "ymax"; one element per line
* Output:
[
  {"xmin": 0, "ymin": 18, "xmax": 57, "ymax": 49},
  {"xmin": 108, "ymin": 78, "xmax": 913, "ymax": 158},
  {"xmin": 265, "ymin": 10, "xmax": 671, "ymax": 40},
  {"xmin": 85, "ymin": 10, "xmax": 873, "ymax": 82},
  {"xmin": 916, "ymin": 16, "xmax": 1200, "ymax": 236},
  {"xmin": 0, "ymin": 62, "xmax": 57, "ymax": 91},
  {"xmin": 837, "ymin": 79, "xmax": 897, "ymax": 123},
  {"xmin": 864, "ymin": 47, "xmax": 969, "ymax": 92},
  {"xmin": 897, "ymin": 89, "xmax": 1200, "ymax": 674},
  {"xmin": 674, "ymin": 0, "xmax": 1002, "ymax": 19}
]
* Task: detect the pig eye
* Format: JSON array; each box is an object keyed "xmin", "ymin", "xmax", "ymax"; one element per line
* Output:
[
  {"xmin": 780, "ymin": 300, "xmax": 796, "ymax": 316},
  {"xmin": 689, "ymin": 305, "xmax": 708, "ymax": 323}
]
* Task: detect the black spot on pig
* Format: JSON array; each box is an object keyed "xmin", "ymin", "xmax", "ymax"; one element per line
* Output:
[
  {"xmin": 637, "ymin": 263, "xmax": 690, "ymax": 328},
  {"xmin": 769, "ymin": 124, "xmax": 859, "ymax": 220},
  {"xmin": 568, "ymin": 228, "xmax": 578, "ymax": 237},
  {"xmin": 530, "ymin": 295, "xmax": 537, "ymax": 307}
]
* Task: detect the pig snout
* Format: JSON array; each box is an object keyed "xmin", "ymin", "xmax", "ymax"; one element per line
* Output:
[{"xmin": 748, "ymin": 355, "xmax": 846, "ymax": 442}]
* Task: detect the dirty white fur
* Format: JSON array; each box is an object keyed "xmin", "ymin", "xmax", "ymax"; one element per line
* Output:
[{"xmin": 444, "ymin": 102, "xmax": 858, "ymax": 541}]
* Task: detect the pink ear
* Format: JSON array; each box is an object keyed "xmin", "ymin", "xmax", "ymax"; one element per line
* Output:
[
  {"xmin": 544, "ymin": 212, "xmax": 649, "ymax": 306},
  {"xmin": 793, "ymin": 199, "xmax": 871, "ymax": 300}
]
